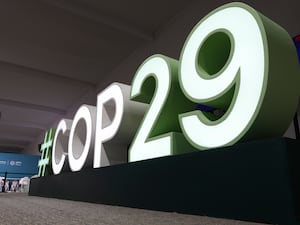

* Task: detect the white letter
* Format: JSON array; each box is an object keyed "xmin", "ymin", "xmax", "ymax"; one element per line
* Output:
[
  {"xmin": 52, "ymin": 119, "xmax": 72, "ymax": 174},
  {"xmin": 68, "ymin": 105, "xmax": 96, "ymax": 171},
  {"xmin": 94, "ymin": 82, "xmax": 146, "ymax": 168}
]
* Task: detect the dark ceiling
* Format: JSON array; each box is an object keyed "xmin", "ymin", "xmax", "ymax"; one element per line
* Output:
[{"xmin": 0, "ymin": 0, "xmax": 299, "ymax": 154}]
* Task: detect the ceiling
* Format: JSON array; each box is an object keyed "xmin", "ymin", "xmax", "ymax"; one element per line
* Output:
[{"xmin": 0, "ymin": 0, "xmax": 299, "ymax": 154}]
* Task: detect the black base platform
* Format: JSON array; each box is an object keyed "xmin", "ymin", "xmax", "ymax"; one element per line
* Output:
[{"xmin": 29, "ymin": 138, "xmax": 300, "ymax": 225}]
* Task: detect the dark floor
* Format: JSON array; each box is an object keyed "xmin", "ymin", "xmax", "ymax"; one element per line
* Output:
[{"xmin": 0, "ymin": 192, "xmax": 268, "ymax": 225}]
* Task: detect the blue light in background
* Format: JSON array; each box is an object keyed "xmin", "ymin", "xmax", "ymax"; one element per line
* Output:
[
  {"xmin": 0, "ymin": 153, "xmax": 39, "ymax": 178},
  {"xmin": 293, "ymin": 35, "xmax": 300, "ymax": 63}
]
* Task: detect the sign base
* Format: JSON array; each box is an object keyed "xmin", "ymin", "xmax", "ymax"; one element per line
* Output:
[{"xmin": 29, "ymin": 138, "xmax": 300, "ymax": 225}]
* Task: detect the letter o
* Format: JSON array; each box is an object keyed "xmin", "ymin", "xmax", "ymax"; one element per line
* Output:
[{"xmin": 68, "ymin": 105, "xmax": 96, "ymax": 172}]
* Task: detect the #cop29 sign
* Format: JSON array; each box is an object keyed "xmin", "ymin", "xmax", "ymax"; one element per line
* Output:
[{"xmin": 38, "ymin": 2, "xmax": 300, "ymax": 176}]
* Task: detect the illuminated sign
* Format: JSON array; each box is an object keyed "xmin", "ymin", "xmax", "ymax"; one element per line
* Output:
[
  {"xmin": 38, "ymin": 128, "xmax": 55, "ymax": 176},
  {"xmin": 38, "ymin": 2, "xmax": 300, "ymax": 176}
]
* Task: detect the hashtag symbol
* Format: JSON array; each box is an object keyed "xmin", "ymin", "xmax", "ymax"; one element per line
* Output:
[{"xmin": 38, "ymin": 128, "xmax": 55, "ymax": 177}]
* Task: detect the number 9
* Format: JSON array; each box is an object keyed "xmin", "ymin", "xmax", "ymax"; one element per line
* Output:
[{"xmin": 179, "ymin": 2, "xmax": 300, "ymax": 149}]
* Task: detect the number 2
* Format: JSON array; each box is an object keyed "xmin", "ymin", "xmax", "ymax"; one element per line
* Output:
[{"xmin": 129, "ymin": 55, "xmax": 196, "ymax": 162}]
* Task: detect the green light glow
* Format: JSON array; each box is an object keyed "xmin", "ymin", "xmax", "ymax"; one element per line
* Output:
[{"xmin": 38, "ymin": 128, "xmax": 55, "ymax": 177}]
